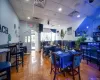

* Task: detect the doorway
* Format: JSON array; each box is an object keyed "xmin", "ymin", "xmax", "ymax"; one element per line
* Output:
[{"xmin": 24, "ymin": 30, "xmax": 36, "ymax": 53}]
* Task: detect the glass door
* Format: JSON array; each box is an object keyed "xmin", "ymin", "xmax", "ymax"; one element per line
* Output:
[
  {"xmin": 31, "ymin": 30, "xmax": 35, "ymax": 50},
  {"xmin": 24, "ymin": 31, "xmax": 31, "ymax": 53}
]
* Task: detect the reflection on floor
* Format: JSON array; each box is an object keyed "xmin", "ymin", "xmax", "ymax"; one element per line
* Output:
[{"xmin": 11, "ymin": 51, "xmax": 100, "ymax": 80}]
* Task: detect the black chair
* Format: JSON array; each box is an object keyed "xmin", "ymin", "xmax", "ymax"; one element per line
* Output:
[
  {"xmin": 0, "ymin": 62, "xmax": 11, "ymax": 80},
  {"xmin": 50, "ymin": 51, "xmax": 62, "ymax": 80},
  {"xmin": 50, "ymin": 51, "xmax": 72, "ymax": 80},
  {"xmin": 69, "ymin": 53, "xmax": 82, "ymax": 80},
  {"xmin": 9, "ymin": 44, "xmax": 24, "ymax": 72},
  {"xmin": 72, "ymin": 53, "xmax": 82, "ymax": 80}
]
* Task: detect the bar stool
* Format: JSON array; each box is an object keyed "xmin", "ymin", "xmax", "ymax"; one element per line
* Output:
[
  {"xmin": 9, "ymin": 44, "xmax": 24, "ymax": 72},
  {"xmin": 0, "ymin": 62, "xmax": 11, "ymax": 80}
]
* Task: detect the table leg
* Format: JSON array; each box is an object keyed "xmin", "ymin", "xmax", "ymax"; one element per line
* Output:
[{"xmin": 6, "ymin": 52, "xmax": 10, "ymax": 61}]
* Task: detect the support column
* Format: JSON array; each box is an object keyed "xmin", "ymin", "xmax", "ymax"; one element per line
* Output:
[{"xmin": 35, "ymin": 27, "xmax": 41, "ymax": 52}]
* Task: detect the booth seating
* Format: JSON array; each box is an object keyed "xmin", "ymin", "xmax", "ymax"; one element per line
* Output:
[{"xmin": 81, "ymin": 42, "xmax": 100, "ymax": 70}]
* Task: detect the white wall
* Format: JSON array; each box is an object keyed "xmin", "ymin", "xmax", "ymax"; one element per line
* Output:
[
  {"xmin": 43, "ymin": 18, "xmax": 85, "ymax": 41},
  {"xmin": 0, "ymin": 0, "xmax": 19, "ymax": 45}
]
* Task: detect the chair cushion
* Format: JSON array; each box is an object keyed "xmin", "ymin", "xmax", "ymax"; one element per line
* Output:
[{"xmin": 0, "ymin": 62, "xmax": 11, "ymax": 71}]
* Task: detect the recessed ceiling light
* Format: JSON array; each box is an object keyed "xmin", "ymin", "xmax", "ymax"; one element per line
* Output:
[
  {"xmin": 77, "ymin": 15, "xmax": 80, "ymax": 18},
  {"xmin": 58, "ymin": 25, "xmax": 60, "ymax": 26},
  {"xmin": 25, "ymin": 0, "xmax": 29, "ymax": 2},
  {"xmin": 27, "ymin": 17, "xmax": 30, "ymax": 19},
  {"xmin": 87, "ymin": 26, "xmax": 89, "ymax": 28},
  {"xmin": 58, "ymin": 8, "xmax": 62, "ymax": 12}
]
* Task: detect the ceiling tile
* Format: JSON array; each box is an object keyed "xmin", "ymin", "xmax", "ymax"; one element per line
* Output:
[
  {"xmin": 45, "ymin": 0, "xmax": 73, "ymax": 15},
  {"xmin": 21, "ymin": 2, "xmax": 34, "ymax": 12},
  {"xmin": 10, "ymin": 0, "xmax": 22, "ymax": 10}
]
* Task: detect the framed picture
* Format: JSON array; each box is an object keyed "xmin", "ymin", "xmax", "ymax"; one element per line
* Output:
[
  {"xmin": 67, "ymin": 27, "xmax": 72, "ymax": 35},
  {"xmin": 14, "ymin": 24, "xmax": 16, "ymax": 29}
]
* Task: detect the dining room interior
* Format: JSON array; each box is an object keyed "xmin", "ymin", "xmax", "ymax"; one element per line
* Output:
[{"xmin": 0, "ymin": 0, "xmax": 100, "ymax": 80}]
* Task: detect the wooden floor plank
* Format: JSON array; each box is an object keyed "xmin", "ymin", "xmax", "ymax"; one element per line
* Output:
[{"xmin": 11, "ymin": 51, "xmax": 100, "ymax": 80}]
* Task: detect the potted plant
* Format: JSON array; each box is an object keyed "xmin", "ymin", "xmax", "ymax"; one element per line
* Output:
[
  {"xmin": 60, "ymin": 29, "xmax": 66, "ymax": 49},
  {"xmin": 75, "ymin": 31, "xmax": 86, "ymax": 50}
]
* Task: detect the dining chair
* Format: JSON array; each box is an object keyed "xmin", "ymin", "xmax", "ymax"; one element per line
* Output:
[
  {"xmin": 70, "ymin": 53, "xmax": 82, "ymax": 80},
  {"xmin": 0, "ymin": 62, "xmax": 11, "ymax": 80},
  {"xmin": 50, "ymin": 51, "xmax": 69, "ymax": 80},
  {"xmin": 50, "ymin": 51, "xmax": 62, "ymax": 80},
  {"xmin": 9, "ymin": 44, "xmax": 24, "ymax": 72}
]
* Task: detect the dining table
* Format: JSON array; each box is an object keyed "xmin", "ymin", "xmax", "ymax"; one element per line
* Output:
[
  {"xmin": 0, "ymin": 49, "xmax": 10, "ymax": 62},
  {"xmin": 44, "ymin": 45, "xmax": 57, "ymax": 55},
  {"xmin": 53, "ymin": 50, "xmax": 78, "ymax": 69}
]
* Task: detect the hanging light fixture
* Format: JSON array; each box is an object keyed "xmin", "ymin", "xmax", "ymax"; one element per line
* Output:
[{"xmin": 47, "ymin": 20, "xmax": 50, "ymax": 25}]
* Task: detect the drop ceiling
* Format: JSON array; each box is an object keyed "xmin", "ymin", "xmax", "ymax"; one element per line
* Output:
[{"xmin": 9, "ymin": 0, "xmax": 100, "ymax": 27}]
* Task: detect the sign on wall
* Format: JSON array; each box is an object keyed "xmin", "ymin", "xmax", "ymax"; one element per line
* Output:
[{"xmin": 0, "ymin": 24, "xmax": 8, "ymax": 34}]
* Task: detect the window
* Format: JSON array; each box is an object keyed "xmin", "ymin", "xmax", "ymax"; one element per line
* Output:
[
  {"xmin": 31, "ymin": 35, "xmax": 35, "ymax": 42},
  {"xmin": 41, "ymin": 32, "xmax": 56, "ymax": 41},
  {"xmin": 31, "ymin": 30, "xmax": 35, "ymax": 35},
  {"xmin": 25, "ymin": 36, "xmax": 27, "ymax": 43},
  {"xmin": 28, "ymin": 36, "xmax": 30, "ymax": 42}
]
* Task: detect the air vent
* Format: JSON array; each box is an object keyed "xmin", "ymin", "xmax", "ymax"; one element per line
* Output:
[
  {"xmin": 33, "ymin": 17, "xmax": 40, "ymax": 20},
  {"xmin": 68, "ymin": 11, "xmax": 79, "ymax": 17},
  {"xmin": 32, "ymin": 17, "xmax": 42, "ymax": 23},
  {"xmin": 34, "ymin": 0, "xmax": 46, "ymax": 8}
]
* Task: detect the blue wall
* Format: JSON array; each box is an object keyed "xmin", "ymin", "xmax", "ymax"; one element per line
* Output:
[{"xmin": 75, "ymin": 7, "xmax": 100, "ymax": 37}]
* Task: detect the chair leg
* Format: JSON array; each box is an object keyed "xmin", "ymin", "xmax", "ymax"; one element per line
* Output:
[
  {"xmin": 16, "ymin": 54, "xmax": 18, "ymax": 72},
  {"xmin": 78, "ymin": 67, "xmax": 81, "ymax": 80},
  {"xmin": 7, "ymin": 68, "xmax": 11, "ymax": 80},
  {"xmin": 72, "ymin": 67, "xmax": 75, "ymax": 80},
  {"xmin": 21, "ymin": 52, "xmax": 24, "ymax": 67},
  {"xmin": 50, "ymin": 64, "xmax": 53, "ymax": 74},
  {"xmin": 61, "ymin": 68, "xmax": 65, "ymax": 77},
  {"xmin": 53, "ymin": 67, "xmax": 57, "ymax": 80}
]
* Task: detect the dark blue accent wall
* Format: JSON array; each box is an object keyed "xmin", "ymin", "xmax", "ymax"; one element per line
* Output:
[{"xmin": 75, "ymin": 7, "xmax": 100, "ymax": 37}]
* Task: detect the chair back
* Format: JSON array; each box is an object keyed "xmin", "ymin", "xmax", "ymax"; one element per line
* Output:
[
  {"xmin": 50, "ymin": 51, "xmax": 56, "ymax": 65},
  {"xmin": 73, "ymin": 53, "xmax": 82, "ymax": 68},
  {"xmin": 9, "ymin": 44, "xmax": 17, "ymax": 55},
  {"xmin": 55, "ymin": 47, "xmax": 62, "ymax": 52}
]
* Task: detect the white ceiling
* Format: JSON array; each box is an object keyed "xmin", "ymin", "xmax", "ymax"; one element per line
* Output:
[{"xmin": 9, "ymin": 0, "xmax": 100, "ymax": 27}]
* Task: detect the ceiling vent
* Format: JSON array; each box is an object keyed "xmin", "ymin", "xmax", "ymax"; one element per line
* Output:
[
  {"xmin": 68, "ymin": 11, "xmax": 79, "ymax": 17},
  {"xmin": 32, "ymin": 17, "xmax": 42, "ymax": 23},
  {"xmin": 33, "ymin": 17, "xmax": 40, "ymax": 20},
  {"xmin": 34, "ymin": 0, "xmax": 46, "ymax": 8}
]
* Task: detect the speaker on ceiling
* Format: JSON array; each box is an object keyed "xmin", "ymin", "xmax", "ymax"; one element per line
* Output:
[
  {"xmin": 89, "ymin": 0, "xmax": 94, "ymax": 3},
  {"xmin": 39, "ymin": 24, "xmax": 43, "ymax": 32}
]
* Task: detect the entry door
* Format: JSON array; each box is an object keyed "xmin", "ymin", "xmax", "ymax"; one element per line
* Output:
[
  {"xmin": 31, "ymin": 35, "xmax": 35, "ymax": 50},
  {"xmin": 24, "ymin": 31, "xmax": 31, "ymax": 53}
]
